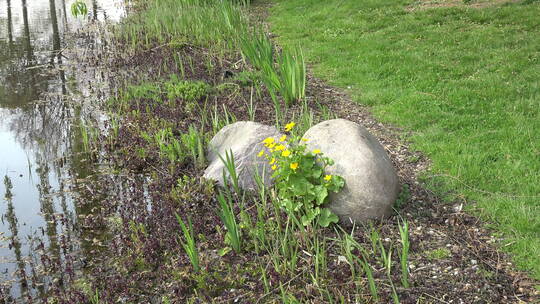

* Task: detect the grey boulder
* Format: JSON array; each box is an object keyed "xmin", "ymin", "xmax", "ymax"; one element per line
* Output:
[
  {"xmin": 303, "ymin": 119, "xmax": 399, "ymax": 224},
  {"xmin": 203, "ymin": 121, "xmax": 281, "ymax": 191}
]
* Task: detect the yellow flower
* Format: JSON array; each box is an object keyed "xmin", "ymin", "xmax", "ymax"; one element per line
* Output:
[
  {"xmin": 268, "ymin": 143, "xmax": 276, "ymax": 149},
  {"xmin": 284, "ymin": 122, "xmax": 296, "ymax": 132},
  {"xmin": 257, "ymin": 150, "xmax": 265, "ymax": 157},
  {"xmin": 274, "ymin": 144, "xmax": 286, "ymax": 151},
  {"xmin": 263, "ymin": 137, "xmax": 275, "ymax": 146},
  {"xmin": 281, "ymin": 150, "xmax": 291, "ymax": 157},
  {"xmin": 301, "ymin": 138, "xmax": 309, "ymax": 142},
  {"xmin": 269, "ymin": 157, "xmax": 276, "ymax": 165},
  {"xmin": 290, "ymin": 162, "xmax": 299, "ymax": 171},
  {"xmin": 271, "ymin": 164, "xmax": 277, "ymax": 170},
  {"xmin": 280, "ymin": 135, "xmax": 287, "ymax": 142},
  {"xmin": 324, "ymin": 175, "xmax": 332, "ymax": 181},
  {"xmin": 313, "ymin": 149, "xmax": 321, "ymax": 155}
]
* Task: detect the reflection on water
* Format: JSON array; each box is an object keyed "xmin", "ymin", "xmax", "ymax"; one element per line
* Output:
[{"xmin": 0, "ymin": 0, "xmax": 125, "ymax": 300}]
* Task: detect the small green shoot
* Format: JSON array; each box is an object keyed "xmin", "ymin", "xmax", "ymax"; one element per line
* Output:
[
  {"xmin": 398, "ymin": 220, "xmax": 410, "ymax": 288},
  {"xmin": 218, "ymin": 149, "xmax": 240, "ymax": 194},
  {"xmin": 175, "ymin": 214, "xmax": 200, "ymax": 273},
  {"xmin": 217, "ymin": 191, "xmax": 242, "ymax": 253}
]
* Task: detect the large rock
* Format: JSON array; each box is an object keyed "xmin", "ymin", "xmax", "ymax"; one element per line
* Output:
[
  {"xmin": 303, "ymin": 119, "xmax": 399, "ymax": 223},
  {"xmin": 204, "ymin": 121, "xmax": 282, "ymax": 191}
]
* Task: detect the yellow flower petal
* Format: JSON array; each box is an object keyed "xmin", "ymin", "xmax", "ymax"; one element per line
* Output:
[
  {"xmin": 301, "ymin": 138, "xmax": 309, "ymax": 142},
  {"xmin": 284, "ymin": 122, "xmax": 296, "ymax": 132},
  {"xmin": 257, "ymin": 150, "xmax": 265, "ymax": 157},
  {"xmin": 275, "ymin": 144, "xmax": 285, "ymax": 151},
  {"xmin": 281, "ymin": 150, "xmax": 291, "ymax": 157},
  {"xmin": 268, "ymin": 143, "xmax": 276, "ymax": 149},
  {"xmin": 262, "ymin": 137, "xmax": 275, "ymax": 145},
  {"xmin": 313, "ymin": 149, "xmax": 321, "ymax": 154},
  {"xmin": 280, "ymin": 135, "xmax": 287, "ymax": 142},
  {"xmin": 324, "ymin": 175, "xmax": 332, "ymax": 181},
  {"xmin": 290, "ymin": 162, "xmax": 299, "ymax": 171},
  {"xmin": 270, "ymin": 157, "xmax": 276, "ymax": 165},
  {"xmin": 271, "ymin": 164, "xmax": 277, "ymax": 170}
]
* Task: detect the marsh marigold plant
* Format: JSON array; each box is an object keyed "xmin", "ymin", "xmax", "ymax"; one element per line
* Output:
[{"xmin": 258, "ymin": 122, "xmax": 345, "ymax": 227}]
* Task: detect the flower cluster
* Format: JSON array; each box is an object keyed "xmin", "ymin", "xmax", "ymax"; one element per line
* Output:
[{"xmin": 258, "ymin": 122, "xmax": 344, "ymax": 227}]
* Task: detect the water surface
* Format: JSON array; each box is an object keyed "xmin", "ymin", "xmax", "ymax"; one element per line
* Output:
[{"xmin": 0, "ymin": 0, "xmax": 124, "ymax": 299}]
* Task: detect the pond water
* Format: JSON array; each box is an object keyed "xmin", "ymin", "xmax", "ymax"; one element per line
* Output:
[{"xmin": 0, "ymin": 0, "xmax": 124, "ymax": 300}]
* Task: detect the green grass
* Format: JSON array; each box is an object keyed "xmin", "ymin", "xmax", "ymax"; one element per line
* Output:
[{"xmin": 268, "ymin": 0, "xmax": 540, "ymax": 278}]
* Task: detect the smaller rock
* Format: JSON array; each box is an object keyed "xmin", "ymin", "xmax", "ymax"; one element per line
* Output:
[{"xmin": 203, "ymin": 121, "xmax": 282, "ymax": 191}]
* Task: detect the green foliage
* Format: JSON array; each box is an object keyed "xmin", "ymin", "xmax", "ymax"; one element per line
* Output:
[
  {"xmin": 426, "ymin": 248, "xmax": 452, "ymax": 260},
  {"xmin": 232, "ymin": 70, "xmax": 262, "ymax": 87},
  {"xmin": 210, "ymin": 104, "xmax": 237, "ymax": 135},
  {"xmin": 358, "ymin": 253, "xmax": 379, "ymax": 302},
  {"xmin": 170, "ymin": 175, "xmax": 215, "ymax": 203},
  {"xmin": 89, "ymin": 289, "xmax": 101, "ymax": 304},
  {"xmin": 218, "ymin": 149, "xmax": 240, "ymax": 194},
  {"xmin": 124, "ymin": 82, "xmax": 161, "ymax": 102},
  {"xmin": 3, "ymin": 176, "xmax": 13, "ymax": 200},
  {"xmin": 128, "ymin": 221, "xmax": 149, "ymax": 271},
  {"xmin": 175, "ymin": 214, "xmax": 200, "ymax": 272},
  {"xmin": 240, "ymin": 31, "xmax": 306, "ymax": 108},
  {"xmin": 217, "ymin": 191, "xmax": 242, "ymax": 253},
  {"xmin": 276, "ymin": 47, "xmax": 306, "ymax": 106},
  {"xmin": 79, "ymin": 121, "xmax": 99, "ymax": 154},
  {"xmin": 398, "ymin": 220, "xmax": 410, "ymax": 288},
  {"xmin": 80, "ymin": 122, "xmax": 90, "ymax": 152},
  {"xmin": 240, "ymin": 31, "xmax": 275, "ymax": 72},
  {"xmin": 145, "ymin": 128, "xmax": 186, "ymax": 164},
  {"xmin": 279, "ymin": 284, "xmax": 300, "ymax": 303},
  {"xmin": 142, "ymin": 124, "xmax": 207, "ymax": 167},
  {"xmin": 71, "ymin": 0, "xmax": 88, "ymax": 18},
  {"xmin": 117, "ymin": 0, "xmax": 248, "ymax": 51},
  {"xmin": 259, "ymin": 122, "xmax": 344, "ymax": 227},
  {"xmin": 181, "ymin": 125, "xmax": 207, "ymax": 169},
  {"xmin": 164, "ymin": 75, "xmax": 210, "ymax": 103},
  {"xmin": 119, "ymin": 78, "xmax": 210, "ymax": 114}
]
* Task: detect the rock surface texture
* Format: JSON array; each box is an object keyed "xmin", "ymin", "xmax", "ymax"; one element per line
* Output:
[
  {"xmin": 204, "ymin": 121, "xmax": 282, "ymax": 191},
  {"xmin": 303, "ymin": 119, "xmax": 399, "ymax": 223}
]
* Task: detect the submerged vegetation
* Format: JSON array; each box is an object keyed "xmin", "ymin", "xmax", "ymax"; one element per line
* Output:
[{"xmin": 7, "ymin": 0, "xmax": 538, "ymax": 303}]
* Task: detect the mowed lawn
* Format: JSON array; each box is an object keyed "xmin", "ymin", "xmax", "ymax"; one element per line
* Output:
[{"xmin": 268, "ymin": 0, "xmax": 540, "ymax": 278}]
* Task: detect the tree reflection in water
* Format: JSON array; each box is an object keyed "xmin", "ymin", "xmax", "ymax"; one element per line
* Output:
[
  {"xmin": 2, "ymin": 176, "xmax": 29, "ymax": 299},
  {"xmin": 0, "ymin": 0, "xmax": 125, "ymax": 301}
]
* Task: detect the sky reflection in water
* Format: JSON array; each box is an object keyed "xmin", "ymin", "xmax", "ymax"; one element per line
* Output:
[{"xmin": 0, "ymin": 0, "xmax": 124, "ymax": 299}]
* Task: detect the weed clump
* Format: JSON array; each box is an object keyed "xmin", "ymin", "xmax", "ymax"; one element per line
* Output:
[{"xmin": 164, "ymin": 75, "xmax": 210, "ymax": 102}]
